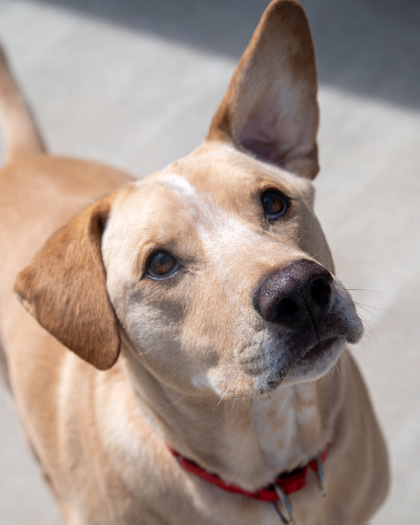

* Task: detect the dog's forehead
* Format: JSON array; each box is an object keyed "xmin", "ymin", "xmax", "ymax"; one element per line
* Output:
[
  {"xmin": 167, "ymin": 143, "xmax": 311, "ymax": 200},
  {"xmin": 105, "ymin": 143, "xmax": 314, "ymax": 263},
  {"xmin": 115, "ymin": 143, "xmax": 311, "ymax": 215}
]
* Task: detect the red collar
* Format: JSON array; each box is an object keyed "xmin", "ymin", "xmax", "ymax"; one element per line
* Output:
[{"xmin": 169, "ymin": 444, "xmax": 329, "ymax": 503}]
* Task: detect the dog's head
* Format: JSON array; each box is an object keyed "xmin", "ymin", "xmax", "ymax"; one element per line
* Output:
[{"xmin": 14, "ymin": 0, "xmax": 362, "ymax": 398}]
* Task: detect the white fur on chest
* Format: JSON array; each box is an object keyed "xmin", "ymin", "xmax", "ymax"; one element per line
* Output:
[{"xmin": 251, "ymin": 384, "xmax": 320, "ymax": 475}]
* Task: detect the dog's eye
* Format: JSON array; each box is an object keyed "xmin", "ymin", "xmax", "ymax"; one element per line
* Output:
[
  {"xmin": 146, "ymin": 250, "xmax": 180, "ymax": 279},
  {"xmin": 261, "ymin": 189, "xmax": 289, "ymax": 220}
]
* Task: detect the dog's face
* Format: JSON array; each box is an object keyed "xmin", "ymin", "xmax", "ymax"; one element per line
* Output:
[
  {"xmin": 14, "ymin": 0, "xmax": 362, "ymax": 399},
  {"xmin": 101, "ymin": 143, "xmax": 362, "ymax": 398}
]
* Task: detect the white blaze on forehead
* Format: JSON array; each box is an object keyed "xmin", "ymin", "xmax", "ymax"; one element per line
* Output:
[
  {"xmin": 158, "ymin": 171, "xmax": 227, "ymax": 228},
  {"xmin": 159, "ymin": 173, "xmax": 197, "ymax": 197}
]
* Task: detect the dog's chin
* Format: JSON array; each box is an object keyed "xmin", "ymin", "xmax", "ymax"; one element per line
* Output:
[{"xmin": 254, "ymin": 336, "xmax": 348, "ymax": 396}]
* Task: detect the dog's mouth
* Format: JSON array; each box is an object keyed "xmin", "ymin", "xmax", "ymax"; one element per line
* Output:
[
  {"xmin": 299, "ymin": 336, "xmax": 340, "ymax": 362},
  {"xmin": 291, "ymin": 335, "xmax": 344, "ymax": 372},
  {"xmin": 253, "ymin": 316, "xmax": 363, "ymax": 394},
  {"xmin": 253, "ymin": 336, "xmax": 344, "ymax": 394},
  {"xmin": 293, "ymin": 331, "xmax": 342, "ymax": 368}
]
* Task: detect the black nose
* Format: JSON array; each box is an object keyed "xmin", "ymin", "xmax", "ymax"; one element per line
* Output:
[{"xmin": 254, "ymin": 260, "xmax": 333, "ymax": 328}]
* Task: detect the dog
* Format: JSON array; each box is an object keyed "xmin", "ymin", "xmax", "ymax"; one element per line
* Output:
[{"xmin": 0, "ymin": 1, "xmax": 389, "ymax": 523}]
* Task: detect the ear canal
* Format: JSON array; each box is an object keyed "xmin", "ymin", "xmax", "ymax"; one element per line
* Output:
[
  {"xmin": 14, "ymin": 195, "xmax": 120, "ymax": 370},
  {"xmin": 208, "ymin": 0, "xmax": 319, "ymax": 179}
]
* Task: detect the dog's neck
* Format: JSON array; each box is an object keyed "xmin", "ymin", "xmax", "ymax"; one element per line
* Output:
[{"xmin": 121, "ymin": 346, "xmax": 344, "ymax": 491}]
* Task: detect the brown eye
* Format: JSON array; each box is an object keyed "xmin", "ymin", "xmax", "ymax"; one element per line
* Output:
[
  {"xmin": 261, "ymin": 189, "xmax": 289, "ymax": 220},
  {"xmin": 146, "ymin": 251, "xmax": 180, "ymax": 279}
]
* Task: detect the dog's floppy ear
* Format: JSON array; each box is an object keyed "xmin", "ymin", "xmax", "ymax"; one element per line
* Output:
[
  {"xmin": 14, "ymin": 195, "xmax": 120, "ymax": 370},
  {"xmin": 208, "ymin": 0, "xmax": 319, "ymax": 179}
]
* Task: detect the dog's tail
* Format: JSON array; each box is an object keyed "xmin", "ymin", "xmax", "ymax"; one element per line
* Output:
[{"xmin": 0, "ymin": 43, "xmax": 45, "ymax": 164}]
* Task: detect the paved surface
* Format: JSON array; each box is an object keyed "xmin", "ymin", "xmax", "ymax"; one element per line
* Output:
[{"xmin": 0, "ymin": 0, "xmax": 419, "ymax": 523}]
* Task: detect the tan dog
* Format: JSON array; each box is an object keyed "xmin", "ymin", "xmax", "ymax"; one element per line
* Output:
[{"xmin": 0, "ymin": 1, "xmax": 389, "ymax": 523}]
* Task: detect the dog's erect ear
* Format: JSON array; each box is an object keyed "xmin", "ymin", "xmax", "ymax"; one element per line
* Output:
[
  {"xmin": 208, "ymin": 0, "xmax": 319, "ymax": 179},
  {"xmin": 14, "ymin": 195, "xmax": 120, "ymax": 370}
]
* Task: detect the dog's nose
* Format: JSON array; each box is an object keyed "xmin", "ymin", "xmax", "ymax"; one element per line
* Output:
[{"xmin": 254, "ymin": 260, "xmax": 333, "ymax": 328}]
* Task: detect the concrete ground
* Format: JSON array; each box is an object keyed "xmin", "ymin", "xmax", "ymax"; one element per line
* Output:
[{"xmin": 0, "ymin": 0, "xmax": 419, "ymax": 523}]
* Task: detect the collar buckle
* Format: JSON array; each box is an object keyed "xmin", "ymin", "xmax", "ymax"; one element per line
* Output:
[
  {"xmin": 315, "ymin": 453, "xmax": 327, "ymax": 497},
  {"xmin": 272, "ymin": 484, "xmax": 296, "ymax": 525},
  {"xmin": 272, "ymin": 450, "xmax": 328, "ymax": 523}
]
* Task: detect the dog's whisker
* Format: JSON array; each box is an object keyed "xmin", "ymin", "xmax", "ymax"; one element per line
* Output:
[
  {"xmin": 290, "ymin": 387, "xmax": 298, "ymax": 410},
  {"xmin": 345, "ymin": 288, "xmax": 385, "ymax": 296},
  {"xmin": 354, "ymin": 301, "xmax": 388, "ymax": 313},
  {"xmin": 212, "ymin": 395, "xmax": 225, "ymax": 412},
  {"xmin": 307, "ymin": 249, "xmax": 328, "ymax": 261},
  {"xmin": 266, "ymin": 393, "xmax": 279, "ymax": 405},
  {"xmin": 341, "ymin": 282, "xmax": 385, "ymax": 295},
  {"xmin": 360, "ymin": 327, "xmax": 376, "ymax": 344},
  {"xmin": 333, "ymin": 362, "xmax": 342, "ymax": 386},
  {"xmin": 160, "ymin": 395, "xmax": 188, "ymax": 409},
  {"xmin": 354, "ymin": 311, "xmax": 374, "ymax": 332}
]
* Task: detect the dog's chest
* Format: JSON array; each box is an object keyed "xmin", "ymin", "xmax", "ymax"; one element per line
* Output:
[{"xmin": 251, "ymin": 385, "xmax": 320, "ymax": 473}]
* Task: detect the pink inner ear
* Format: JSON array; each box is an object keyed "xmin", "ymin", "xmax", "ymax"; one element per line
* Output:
[{"xmin": 238, "ymin": 109, "xmax": 286, "ymax": 165}]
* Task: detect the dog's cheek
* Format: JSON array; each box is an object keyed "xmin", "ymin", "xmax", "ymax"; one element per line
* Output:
[
  {"xmin": 126, "ymin": 294, "xmax": 262, "ymax": 398},
  {"xmin": 118, "ymin": 297, "xmax": 197, "ymax": 389},
  {"xmin": 111, "ymin": 287, "xmax": 223, "ymax": 395}
]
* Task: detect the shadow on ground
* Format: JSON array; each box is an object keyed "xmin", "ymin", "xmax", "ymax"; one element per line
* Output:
[{"xmin": 32, "ymin": 0, "xmax": 420, "ymax": 111}]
